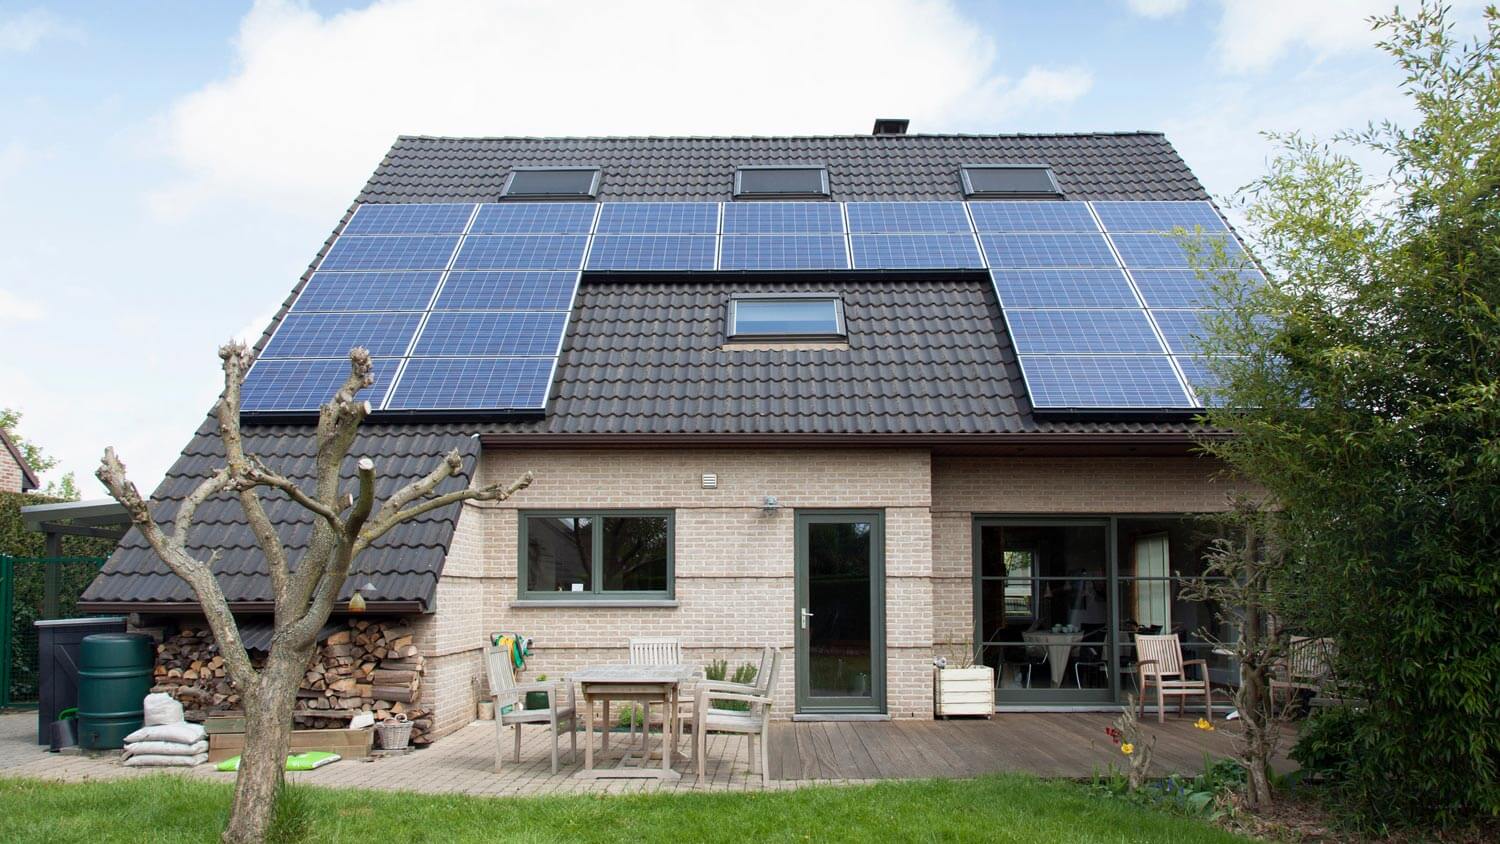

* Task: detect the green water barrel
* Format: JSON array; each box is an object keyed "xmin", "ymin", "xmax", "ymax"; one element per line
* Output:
[{"xmin": 77, "ymin": 633, "xmax": 154, "ymax": 750}]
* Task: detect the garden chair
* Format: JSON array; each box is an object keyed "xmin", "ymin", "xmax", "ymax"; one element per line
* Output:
[
  {"xmin": 484, "ymin": 643, "xmax": 576, "ymax": 774},
  {"xmin": 674, "ymin": 646, "xmax": 774, "ymax": 751},
  {"xmin": 1134, "ymin": 633, "xmax": 1212, "ymax": 724},
  {"xmin": 692, "ymin": 647, "xmax": 782, "ymax": 785},
  {"xmin": 1270, "ymin": 636, "xmax": 1335, "ymax": 707},
  {"xmin": 1071, "ymin": 627, "xmax": 1111, "ymax": 689},
  {"xmin": 626, "ymin": 637, "xmax": 683, "ymax": 744}
]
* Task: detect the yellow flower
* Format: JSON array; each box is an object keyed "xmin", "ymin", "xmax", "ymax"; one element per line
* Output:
[
  {"xmin": 1195, "ymin": 718, "xmax": 1215, "ymax": 731},
  {"xmin": 1120, "ymin": 742, "xmax": 1134, "ymax": 756}
]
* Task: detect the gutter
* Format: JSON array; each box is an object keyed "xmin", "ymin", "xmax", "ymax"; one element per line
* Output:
[
  {"xmin": 480, "ymin": 432, "xmax": 1229, "ymax": 449},
  {"xmin": 75, "ymin": 600, "xmax": 429, "ymax": 615}
]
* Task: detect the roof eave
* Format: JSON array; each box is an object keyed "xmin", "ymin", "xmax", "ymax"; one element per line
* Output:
[
  {"xmin": 480, "ymin": 431, "xmax": 1228, "ymax": 455},
  {"xmin": 75, "ymin": 599, "xmax": 430, "ymax": 615}
]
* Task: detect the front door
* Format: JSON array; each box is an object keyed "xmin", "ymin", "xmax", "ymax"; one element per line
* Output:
[{"xmin": 794, "ymin": 510, "xmax": 885, "ymax": 714}]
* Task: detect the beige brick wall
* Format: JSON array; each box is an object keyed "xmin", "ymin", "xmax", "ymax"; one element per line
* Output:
[
  {"xmin": 0, "ymin": 447, "xmax": 27, "ymax": 492},
  {"xmin": 929, "ymin": 454, "xmax": 1252, "ymax": 653}
]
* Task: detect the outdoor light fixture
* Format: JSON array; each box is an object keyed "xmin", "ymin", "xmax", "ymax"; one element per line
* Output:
[
  {"xmin": 761, "ymin": 495, "xmax": 780, "ymax": 515},
  {"xmin": 348, "ymin": 581, "xmax": 378, "ymax": 613}
]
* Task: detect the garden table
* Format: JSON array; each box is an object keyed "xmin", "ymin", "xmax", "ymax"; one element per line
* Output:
[
  {"xmin": 572, "ymin": 664, "xmax": 698, "ymax": 780},
  {"xmin": 1022, "ymin": 630, "xmax": 1085, "ymax": 688}
]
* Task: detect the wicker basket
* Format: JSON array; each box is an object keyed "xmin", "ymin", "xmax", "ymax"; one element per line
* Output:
[{"xmin": 376, "ymin": 714, "xmax": 413, "ymax": 750}]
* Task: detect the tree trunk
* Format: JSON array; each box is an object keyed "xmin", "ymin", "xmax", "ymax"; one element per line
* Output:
[{"xmin": 222, "ymin": 643, "xmax": 312, "ymax": 844}]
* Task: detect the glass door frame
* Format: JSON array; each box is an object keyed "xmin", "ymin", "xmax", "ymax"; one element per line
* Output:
[
  {"xmin": 972, "ymin": 516, "xmax": 1119, "ymax": 705},
  {"xmin": 794, "ymin": 509, "xmax": 887, "ymax": 715}
]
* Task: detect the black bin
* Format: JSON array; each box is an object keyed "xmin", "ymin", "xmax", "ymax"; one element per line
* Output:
[{"xmin": 34, "ymin": 617, "xmax": 127, "ymax": 745}]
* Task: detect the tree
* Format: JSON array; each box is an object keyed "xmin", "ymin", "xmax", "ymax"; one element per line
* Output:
[
  {"xmin": 1199, "ymin": 3, "xmax": 1500, "ymax": 828},
  {"xmin": 96, "ymin": 344, "xmax": 533, "ymax": 844},
  {"xmin": 0, "ymin": 407, "xmax": 78, "ymax": 499}
]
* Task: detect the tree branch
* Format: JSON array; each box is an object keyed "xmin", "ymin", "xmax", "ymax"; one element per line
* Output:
[{"xmin": 356, "ymin": 469, "xmax": 533, "ymax": 556}]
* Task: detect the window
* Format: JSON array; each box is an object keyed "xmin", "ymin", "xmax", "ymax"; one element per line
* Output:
[
  {"xmin": 734, "ymin": 166, "xmax": 829, "ymax": 198},
  {"xmin": 500, "ymin": 167, "xmax": 600, "ymax": 199},
  {"xmin": 728, "ymin": 294, "xmax": 844, "ymax": 341},
  {"xmin": 521, "ymin": 511, "xmax": 672, "ymax": 599},
  {"xmin": 961, "ymin": 165, "xmax": 1062, "ymax": 198}
]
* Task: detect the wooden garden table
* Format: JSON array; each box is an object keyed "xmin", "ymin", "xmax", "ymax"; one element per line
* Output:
[{"xmin": 572, "ymin": 664, "xmax": 698, "ymax": 780}]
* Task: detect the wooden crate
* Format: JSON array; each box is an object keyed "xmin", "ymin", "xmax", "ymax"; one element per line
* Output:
[
  {"xmin": 202, "ymin": 714, "xmax": 246, "ymax": 735},
  {"xmin": 934, "ymin": 666, "xmax": 995, "ymax": 718},
  {"xmin": 208, "ymin": 728, "xmax": 373, "ymax": 763}
]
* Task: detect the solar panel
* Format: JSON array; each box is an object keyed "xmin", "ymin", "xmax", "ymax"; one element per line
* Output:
[
  {"xmin": 719, "ymin": 236, "xmax": 849, "ymax": 270},
  {"xmin": 1111, "ymin": 232, "xmax": 1245, "ymax": 269},
  {"xmin": 412, "ymin": 312, "xmax": 569, "ymax": 357},
  {"xmin": 433, "ymin": 272, "xmax": 579, "ymax": 311},
  {"xmin": 240, "ymin": 358, "xmax": 401, "ymax": 412},
  {"xmin": 1151, "ymin": 310, "xmax": 1214, "ymax": 355},
  {"xmin": 585, "ymin": 235, "xmax": 716, "ymax": 271},
  {"xmin": 1092, "ymin": 201, "xmax": 1228, "ymax": 233},
  {"xmin": 385, "ymin": 357, "xmax": 555, "ymax": 410},
  {"xmin": 850, "ymin": 234, "xmax": 984, "ymax": 269},
  {"xmin": 342, "ymin": 203, "xmax": 475, "ymax": 235},
  {"xmin": 990, "ymin": 269, "xmax": 1139, "ymax": 309},
  {"xmin": 294, "ymin": 272, "xmax": 443, "ymax": 312},
  {"xmin": 845, "ymin": 202, "xmax": 972, "ymax": 233},
  {"xmin": 469, "ymin": 202, "xmax": 597, "ymax": 235},
  {"xmin": 595, "ymin": 202, "xmax": 719, "ymax": 234},
  {"xmin": 1019, "ymin": 356, "xmax": 1193, "ymax": 409},
  {"xmin": 721, "ymin": 202, "xmax": 844, "ymax": 234},
  {"xmin": 318, "ymin": 236, "xmax": 460, "ymax": 271},
  {"xmin": 260, "ymin": 312, "xmax": 423, "ymax": 359},
  {"xmin": 1006, "ymin": 309, "xmax": 1165, "ymax": 355},
  {"xmin": 968, "ymin": 201, "xmax": 1098, "ymax": 233},
  {"xmin": 452, "ymin": 235, "xmax": 589, "ymax": 270},
  {"xmin": 1174, "ymin": 356, "xmax": 1227, "ymax": 405},
  {"xmin": 981, "ymin": 233, "xmax": 1118, "ymax": 268}
]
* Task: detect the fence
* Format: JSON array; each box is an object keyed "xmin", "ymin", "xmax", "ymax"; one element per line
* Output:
[{"xmin": 0, "ymin": 555, "xmax": 107, "ymax": 708}]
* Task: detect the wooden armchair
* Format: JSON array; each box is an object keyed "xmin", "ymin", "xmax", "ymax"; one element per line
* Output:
[
  {"xmin": 484, "ymin": 643, "xmax": 576, "ymax": 774},
  {"xmin": 1270, "ymin": 636, "xmax": 1335, "ymax": 705},
  {"xmin": 692, "ymin": 647, "xmax": 783, "ymax": 785},
  {"xmin": 1134, "ymin": 634, "xmax": 1212, "ymax": 724}
]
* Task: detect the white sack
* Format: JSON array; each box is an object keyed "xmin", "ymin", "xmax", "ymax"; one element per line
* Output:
[
  {"xmin": 142, "ymin": 693, "xmax": 184, "ymax": 726},
  {"xmin": 124, "ymin": 722, "xmax": 206, "ymax": 745},
  {"xmin": 349, "ymin": 712, "xmax": 376, "ymax": 730},
  {"xmin": 123, "ymin": 739, "xmax": 208, "ymax": 758},
  {"xmin": 122, "ymin": 752, "xmax": 207, "ymax": 768}
]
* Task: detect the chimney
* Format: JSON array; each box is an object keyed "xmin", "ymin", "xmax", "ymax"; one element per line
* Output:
[{"xmin": 871, "ymin": 118, "xmax": 909, "ymax": 136}]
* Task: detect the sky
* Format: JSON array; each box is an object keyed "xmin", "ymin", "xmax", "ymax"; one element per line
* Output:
[{"xmin": 0, "ymin": 0, "xmax": 1476, "ymax": 496}]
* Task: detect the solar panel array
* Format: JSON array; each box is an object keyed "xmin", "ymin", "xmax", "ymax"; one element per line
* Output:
[{"xmin": 241, "ymin": 198, "xmax": 1256, "ymax": 415}]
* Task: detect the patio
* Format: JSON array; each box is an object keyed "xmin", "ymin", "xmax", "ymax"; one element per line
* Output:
[{"xmin": 0, "ymin": 710, "xmax": 1291, "ymax": 795}]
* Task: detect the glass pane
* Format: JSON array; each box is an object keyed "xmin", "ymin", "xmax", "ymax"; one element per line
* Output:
[
  {"xmin": 525, "ymin": 516, "xmax": 591, "ymax": 593},
  {"xmin": 602, "ymin": 516, "xmax": 669, "ymax": 592},
  {"xmin": 505, "ymin": 168, "xmax": 597, "ymax": 196},
  {"xmin": 808, "ymin": 520, "xmax": 873, "ymax": 699},
  {"xmin": 733, "ymin": 299, "xmax": 839, "ymax": 336},
  {"xmin": 991, "ymin": 641, "xmax": 1111, "ymax": 691},
  {"xmin": 738, "ymin": 167, "xmax": 825, "ymax": 195},
  {"xmin": 965, "ymin": 166, "xmax": 1057, "ymax": 195}
]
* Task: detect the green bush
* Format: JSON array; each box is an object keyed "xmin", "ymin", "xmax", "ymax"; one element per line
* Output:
[{"xmin": 1289, "ymin": 707, "xmax": 1362, "ymax": 784}]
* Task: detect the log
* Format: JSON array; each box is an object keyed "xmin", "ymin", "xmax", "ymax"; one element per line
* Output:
[
  {"xmin": 370, "ymin": 669, "xmax": 418, "ymax": 685},
  {"xmin": 372, "ymin": 685, "xmax": 416, "ymax": 703}
]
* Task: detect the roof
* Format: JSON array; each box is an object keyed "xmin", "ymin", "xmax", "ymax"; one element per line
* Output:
[
  {"xmin": 79, "ymin": 419, "xmax": 478, "ymax": 613},
  {"xmin": 364, "ymin": 133, "xmax": 1208, "ymax": 203},
  {"xmin": 0, "ymin": 426, "xmax": 40, "ymax": 491}
]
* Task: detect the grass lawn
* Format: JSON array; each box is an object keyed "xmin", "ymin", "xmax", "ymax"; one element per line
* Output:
[{"xmin": 0, "ymin": 773, "xmax": 1248, "ymax": 843}]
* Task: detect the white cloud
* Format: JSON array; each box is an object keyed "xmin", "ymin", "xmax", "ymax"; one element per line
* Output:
[
  {"xmin": 1126, "ymin": 0, "xmax": 1189, "ymax": 18},
  {"xmin": 0, "ymin": 8, "xmax": 80, "ymax": 53},
  {"xmin": 1214, "ymin": 0, "xmax": 1389, "ymax": 73},
  {"xmin": 0, "ymin": 289, "xmax": 44, "ymax": 321},
  {"xmin": 150, "ymin": 0, "xmax": 1090, "ymax": 214}
]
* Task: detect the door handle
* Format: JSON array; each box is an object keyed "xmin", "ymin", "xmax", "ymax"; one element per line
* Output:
[{"xmin": 800, "ymin": 608, "xmax": 814, "ymax": 630}]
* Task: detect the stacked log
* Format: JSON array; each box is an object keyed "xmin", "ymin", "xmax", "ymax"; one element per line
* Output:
[{"xmin": 151, "ymin": 618, "xmax": 434, "ymax": 746}]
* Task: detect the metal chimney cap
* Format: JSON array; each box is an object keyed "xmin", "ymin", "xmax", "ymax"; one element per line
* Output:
[{"xmin": 872, "ymin": 118, "xmax": 910, "ymax": 135}]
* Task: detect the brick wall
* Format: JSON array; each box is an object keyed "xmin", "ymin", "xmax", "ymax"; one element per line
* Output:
[{"xmin": 0, "ymin": 446, "xmax": 26, "ymax": 492}]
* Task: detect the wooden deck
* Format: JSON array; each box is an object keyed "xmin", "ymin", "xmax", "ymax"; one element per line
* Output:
[{"xmin": 767, "ymin": 713, "xmax": 1295, "ymax": 781}]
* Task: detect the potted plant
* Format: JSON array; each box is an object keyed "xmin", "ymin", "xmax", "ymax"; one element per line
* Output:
[
  {"xmin": 933, "ymin": 640, "xmax": 994, "ymax": 718},
  {"xmin": 525, "ymin": 675, "xmax": 550, "ymax": 710}
]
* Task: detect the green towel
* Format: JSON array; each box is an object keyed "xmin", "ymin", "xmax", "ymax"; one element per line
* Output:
[{"xmin": 215, "ymin": 751, "xmax": 342, "ymax": 772}]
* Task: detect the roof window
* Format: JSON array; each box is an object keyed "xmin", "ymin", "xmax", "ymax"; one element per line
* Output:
[
  {"xmin": 734, "ymin": 166, "xmax": 829, "ymax": 199},
  {"xmin": 500, "ymin": 167, "xmax": 601, "ymax": 199},
  {"xmin": 961, "ymin": 165, "xmax": 1062, "ymax": 198},
  {"xmin": 727, "ymin": 294, "xmax": 845, "ymax": 341}
]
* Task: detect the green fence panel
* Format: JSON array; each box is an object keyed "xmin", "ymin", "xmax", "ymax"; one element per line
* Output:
[{"xmin": 1, "ymin": 555, "xmax": 107, "ymax": 708}]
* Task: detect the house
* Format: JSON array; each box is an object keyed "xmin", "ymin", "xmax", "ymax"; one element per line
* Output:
[
  {"xmin": 80, "ymin": 125, "xmax": 1254, "ymax": 740},
  {"xmin": 1, "ymin": 426, "xmax": 40, "ymax": 493}
]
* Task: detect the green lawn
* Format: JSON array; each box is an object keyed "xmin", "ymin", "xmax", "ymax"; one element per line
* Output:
[{"xmin": 0, "ymin": 773, "xmax": 1248, "ymax": 843}]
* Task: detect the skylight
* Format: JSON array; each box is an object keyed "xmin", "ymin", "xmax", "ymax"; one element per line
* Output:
[
  {"xmin": 501, "ymin": 167, "xmax": 601, "ymax": 199},
  {"xmin": 728, "ymin": 294, "xmax": 844, "ymax": 340},
  {"xmin": 734, "ymin": 166, "xmax": 830, "ymax": 199},
  {"xmin": 961, "ymin": 165, "xmax": 1062, "ymax": 198}
]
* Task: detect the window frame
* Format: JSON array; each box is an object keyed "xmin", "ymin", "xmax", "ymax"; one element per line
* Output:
[
  {"xmin": 960, "ymin": 164, "xmax": 1063, "ymax": 199},
  {"xmin": 733, "ymin": 165, "xmax": 831, "ymax": 199},
  {"xmin": 499, "ymin": 166, "xmax": 602, "ymax": 200},
  {"xmin": 725, "ymin": 293, "xmax": 846, "ymax": 343},
  {"xmin": 518, "ymin": 509, "xmax": 674, "ymax": 601}
]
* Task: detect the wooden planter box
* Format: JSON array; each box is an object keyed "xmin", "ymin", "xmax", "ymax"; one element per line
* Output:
[
  {"xmin": 934, "ymin": 666, "xmax": 995, "ymax": 718},
  {"xmin": 207, "ymin": 728, "xmax": 373, "ymax": 764}
]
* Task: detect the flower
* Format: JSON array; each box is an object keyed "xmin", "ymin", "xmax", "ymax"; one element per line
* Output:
[
  {"xmin": 1194, "ymin": 718, "xmax": 1215, "ymax": 731},
  {"xmin": 1120, "ymin": 742, "xmax": 1134, "ymax": 756}
]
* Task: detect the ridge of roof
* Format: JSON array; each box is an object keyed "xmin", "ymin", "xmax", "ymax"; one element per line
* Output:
[{"xmin": 393, "ymin": 131, "xmax": 1171, "ymax": 142}]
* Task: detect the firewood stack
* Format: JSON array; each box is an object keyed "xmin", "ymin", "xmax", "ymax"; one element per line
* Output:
[{"xmin": 151, "ymin": 618, "xmax": 434, "ymax": 746}]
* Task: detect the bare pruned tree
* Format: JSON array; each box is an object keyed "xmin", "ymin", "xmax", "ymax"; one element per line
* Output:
[{"xmin": 97, "ymin": 344, "xmax": 532, "ymax": 844}]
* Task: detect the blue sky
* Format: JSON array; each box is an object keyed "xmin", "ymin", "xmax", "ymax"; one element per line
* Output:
[{"xmin": 0, "ymin": 0, "xmax": 1470, "ymax": 493}]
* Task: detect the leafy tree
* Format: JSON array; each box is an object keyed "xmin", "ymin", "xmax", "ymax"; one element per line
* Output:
[
  {"xmin": 1, "ymin": 407, "xmax": 79, "ymax": 499},
  {"xmin": 1199, "ymin": 3, "xmax": 1500, "ymax": 829}
]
